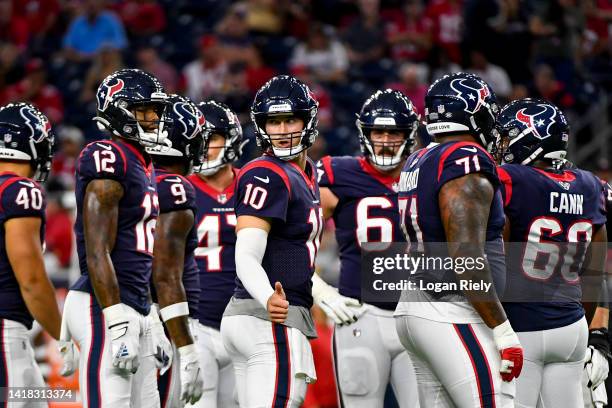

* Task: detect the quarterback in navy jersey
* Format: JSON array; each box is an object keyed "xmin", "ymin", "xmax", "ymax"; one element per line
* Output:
[
  {"xmin": 395, "ymin": 73, "xmax": 524, "ymax": 408},
  {"xmin": 0, "ymin": 103, "xmax": 63, "ymax": 395},
  {"xmin": 63, "ymin": 69, "xmax": 169, "ymax": 407},
  {"xmin": 147, "ymin": 95, "xmax": 205, "ymax": 407},
  {"xmin": 314, "ymin": 89, "xmax": 420, "ymax": 407},
  {"xmin": 495, "ymin": 99, "xmax": 608, "ymax": 408},
  {"xmin": 187, "ymin": 100, "xmax": 245, "ymax": 408},
  {"xmin": 220, "ymin": 75, "xmax": 322, "ymax": 408}
]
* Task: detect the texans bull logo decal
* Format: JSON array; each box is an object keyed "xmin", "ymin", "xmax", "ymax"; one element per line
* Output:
[
  {"xmin": 97, "ymin": 78, "xmax": 125, "ymax": 112},
  {"xmin": 515, "ymin": 103, "xmax": 557, "ymax": 139},
  {"xmin": 19, "ymin": 105, "xmax": 50, "ymax": 142},
  {"xmin": 173, "ymin": 101, "xmax": 202, "ymax": 139},
  {"xmin": 450, "ymin": 78, "xmax": 490, "ymax": 114}
]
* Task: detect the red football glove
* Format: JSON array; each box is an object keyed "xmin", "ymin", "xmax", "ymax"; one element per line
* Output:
[
  {"xmin": 499, "ymin": 347, "xmax": 523, "ymax": 381},
  {"xmin": 493, "ymin": 321, "xmax": 524, "ymax": 382}
]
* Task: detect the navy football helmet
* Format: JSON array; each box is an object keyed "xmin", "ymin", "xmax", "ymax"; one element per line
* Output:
[
  {"xmin": 147, "ymin": 95, "xmax": 205, "ymax": 173},
  {"xmin": 0, "ymin": 103, "xmax": 55, "ymax": 182},
  {"xmin": 425, "ymin": 72, "xmax": 499, "ymax": 149},
  {"xmin": 94, "ymin": 68, "xmax": 169, "ymax": 147},
  {"xmin": 356, "ymin": 89, "xmax": 419, "ymax": 170},
  {"xmin": 251, "ymin": 75, "xmax": 318, "ymax": 160},
  {"xmin": 195, "ymin": 101, "xmax": 245, "ymax": 176},
  {"xmin": 494, "ymin": 98, "xmax": 569, "ymax": 167}
]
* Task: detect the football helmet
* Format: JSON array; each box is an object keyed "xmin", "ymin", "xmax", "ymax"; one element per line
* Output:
[
  {"xmin": 94, "ymin": 68, "xmax": 169, "ymax": 147},
  {"xmin": 425, "ymin": 72, "xmax": 499, "ymax": 149},
  {"xmin": 251, "ymin": 75, "xmax": 318, "ymax": 160},
  {"xmin": 0, "ymin": 103, "xmax": 55, "ymax": 181},
  {"xmin": 195, "ymin": 101, "xmax": 245, "ymax": 176},
  {"xmin": 356, "ymin": 89, "xmax": 419, "ymax": 171},
  {"xmin": 494, "ymin": 98, "xmax": 569, "ymax": 167},
  {"xmin": 146, "ymin": 95, "xmax": 205, "ymax": 173}
]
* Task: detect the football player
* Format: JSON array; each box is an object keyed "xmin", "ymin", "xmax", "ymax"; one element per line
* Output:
[
  {"xmin": 313, "ymin": 89, "xmax": 420, "ymax": 407},
  {"xmin": 220, "ymin": 75, "xmax": 321, "ymax": 407},
  {"xmin": 0, "ymin": 103, "xmax": 62, "ymax": 395},
  {"xmin": 147, "ymin": 95, "xmax": 206, "ymax": 407},
  {"xmin": 63, "ymin": 68, "xmax": 168, "ymax": 407},
  {"xmin": 395, "ymin": 72, "xmax": 524, "ymax": 407},
  {"xmin": 187, "ymin": 100, "xmax": 245, "ymax": 408},
  {"xmin": 495, "ymin": 98, "xmax": 608, "ymax": 408}
]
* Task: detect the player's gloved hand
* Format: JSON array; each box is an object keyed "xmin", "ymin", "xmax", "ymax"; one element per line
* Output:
[
  {"xmin": 493, "ymin": 320, "xmax": 523, "ymax": 382},
  {"xmin": 103, "ymin": 303, "xmax": 141, "ymax": 374},
  {"xmin": 148, "ymin": 304, "xmax": 173, "ymax": 375},
  {"xmin": 585, "ymin": 328, "xmax": 611, "ymax": 389},
  {"xmin": 178, "ymin": 344, "xmax": 204, "ymax": 406},
  {"xmin": 58, "ymin": 315, "xmax": 79, "ymax": 377},
  {"xmin": 188, "ymin": 317, "xmax": 199, "ymax": 344},
  {"xmin": 312, "ymin": 273, "xmax": 364, "ymax": 325}
]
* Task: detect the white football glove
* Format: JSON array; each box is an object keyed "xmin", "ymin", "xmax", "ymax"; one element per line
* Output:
[
  {"xmin": 585, "ymin": 328, "xmax": 611, "ymax": 390},
  {"xmin": 103, "ymin": 303, "xmax": 141, "ymax": 374},
  {"xmin": 57, "ymin": 315, "xmax": 79, "ymax": 377},
  {"xmin": 178, "ymin": 344, "xmax": 204, "ymax": 406},
  {"xmin": 188, "ymin": 317, "xmax": 199, "ymax": 344},
  {"xmin": 585, "ymin": 346, "xmax": 609, "ymax": 390},
  {"xmin": 312, "ymin": 274, "xmax": 365, "ymax": 325},
  {"xmin": 148, "ymin": 304, "xmax": 173, "ymax": 375}
]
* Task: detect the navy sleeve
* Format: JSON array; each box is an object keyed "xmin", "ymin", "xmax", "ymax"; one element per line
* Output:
[
  {"xmin": 76, "ymin": 141, "xmax": 127, "ymax": 183},
  {"xmin": 593, "ymin": 177, "xmax": 609, "ymax": 227},
  {"xmin": 316, "ymin": 156, "xmax": 334, "ymax": 188},
  {"xmin": 1, "ymin": 179, "xmax": 46, "ymax": 220},
  {"xmin": 235, "ymin": 166, "xmax": 290, "ymax": 221},
  {"xmin": 437, "ymin": 143, "xmax": 499, "ymax": 191},
  {"xmin": 156, "ymin": 175, "xmax": 196, "ymax": 214}
]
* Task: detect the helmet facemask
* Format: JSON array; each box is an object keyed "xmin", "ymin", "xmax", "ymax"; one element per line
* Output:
[
  {"xmin": 121, "ymin": 98, "xmax": 169, "ymax": 147},
  {"xmin": 253, "ymin": 111, "xmax": 318, "ymax": 161},
  {"xmin": 358, "ymin": 122, "xmax": 416, "ymax": 171}
]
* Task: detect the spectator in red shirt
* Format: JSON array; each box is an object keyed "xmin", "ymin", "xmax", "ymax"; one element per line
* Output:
[
  {"xmin": 116, "ymin": 0, "xmax": 166, "ymax": 37},
  {"xmin": 385, "ymin": 0, "xmax": 433, "ymax": 63},
  {"xmin": 1, "ymin": 59, "xmax": 64, "ymax": 123},
  {"xmin": 136, "ymin": 45, "xmax": 179, "ymax": 94},
  {"xmin": 11, "ymin": 0, "xmax": 60, "ymax": 38},
  {"xmin": 51, "ymin": 125, "xmax": 84, "ymax": 190},
  {"xmin": 531, "ymin": 63, "xmax": 575, "ymax": 110},
  {"xmin": 425, "ymin": 0, "xmax": 463, "ymax": 63},
  {"xmin": 387, "ymin": 62, "xmax": 429, "ymax": 116},
  {"xmin": 303, "ymin": 305, "xmax": 339, "ymax": 408},
  {"xmin": 0, "ymin": 0, "xmax": 29, "ymax": 50},
  {"xmin": 45, "ymin": 192, "xmax": 74, "ymax": 269}
]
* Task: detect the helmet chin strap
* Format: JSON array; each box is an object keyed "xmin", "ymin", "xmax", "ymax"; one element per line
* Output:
[{"xmin": 198, "ymin": 147, "xmax": 226, "ymax": 175}]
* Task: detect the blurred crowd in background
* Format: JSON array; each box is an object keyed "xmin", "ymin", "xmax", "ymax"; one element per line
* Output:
[{"xmin": 2, "ymin": 0, "xmax": 612, "ymax": 406}]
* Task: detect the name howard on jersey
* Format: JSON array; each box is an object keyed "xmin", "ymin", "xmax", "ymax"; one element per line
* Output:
[
  {"xmin": 399, "ymin": 168, "xmax": 420, "ymax": 192},
  {"xmin": 549, "ymin": 192, "xmax": 583, "ymax": 215}
]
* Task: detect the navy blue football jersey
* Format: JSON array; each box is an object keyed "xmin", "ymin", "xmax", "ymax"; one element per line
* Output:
[
  {"xmin": 150, "ymin": 168, "xmax": 200, "ymax": 317},
  {"xmin": 317, "ymin": 155, "xmax": 405, "ymax": 310},
  {"xmin": 72, "ymin": 139, "xmax": 158, "ymax": 315},
  {"xmin": 396, "ymin": 141, "xmax": 506, "ymax": 321},
  {"xmin": 499, "ymin": 164, "xmax": 607, "ymax": 332},
  {"xmin": 188, "ymin": 169, "xmax": 238, "ymax": 330},
  {"xmin": 0, "ymin": 173, "xmax": 46, "ymax": 329},
  {"xmin": 234, "ymin": 155, "xmax": 323, "ymax": 309}
]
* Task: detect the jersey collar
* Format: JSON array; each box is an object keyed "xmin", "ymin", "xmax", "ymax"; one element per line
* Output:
[
  {"xmin": 359, "ymin": 157, "xmax": 400, "ymax": 191},
  {"xmin": 189, "ymin": 167, "xmax": 237, "ymax": 204}
]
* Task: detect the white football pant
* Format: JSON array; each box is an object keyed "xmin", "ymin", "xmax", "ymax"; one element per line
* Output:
[
  {"xmin": 0, "ymin": 319, "xmax": 46, "ymax": 407},
  {"xmin": 515, "ymin": 317, "xmax": 587, "ymax": 408},
  {"xmin": 63, "ymin": 290, "xmax": 159, "ymax": 408},
  {"xmin": 186, "ymin": 323, "xmax": 237, "ymax": 407},
  {"xmin": 396, "ymin": 315, "xmax": 515, "ymax": 408},
  {"xmin": 221, "ymin": 315, "xmax": 316, "ymax": 408},
  {"xmin": 333, "ymin": 305, "xmax": 419, "ymax": 407}
]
